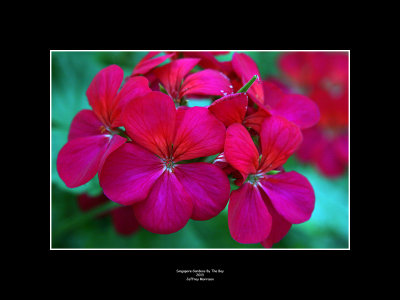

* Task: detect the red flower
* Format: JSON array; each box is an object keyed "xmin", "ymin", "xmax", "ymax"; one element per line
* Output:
[
  {"xmin": 224, "ymin": 116, "xmax": 315, "ymax": 246},
  {"xmin": 57, "ymin": 65, "xmax": 151, "ymax": 188},
  {"xmin": 99, "ymin": 91, "xmax": 230, "ymax": 234},
  {"xmin": 153, "ymin": 58, "xmax": 233, "ymax": 102},
  {"xmin": 57, "ymin": 65, "xmax": 152, "ymax": 188}
]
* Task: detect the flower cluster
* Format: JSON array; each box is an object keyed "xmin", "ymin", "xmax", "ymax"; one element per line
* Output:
[
  {"xmin": 278, "ymin": 52, "xmax": 349, "ymax": 177},
  {"xmin": 56, "ymin": 51, "xmax": 320, "ymax": 247}
]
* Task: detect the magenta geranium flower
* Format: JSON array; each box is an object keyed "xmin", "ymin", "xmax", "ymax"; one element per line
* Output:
[
  {"xmin": 98, "ymin": 91, "xmax": 230, "ymax": 234},
  {"xmin": 56, "ymin": 65, "xmax": 151, "ymax": 188},
  {"xmin": 153, "ymin": 58, "xmax": 233, "ymax": 102},
  {"xmin": 224, "ymin": 115, "xmax": 315, "ymax": 246}
]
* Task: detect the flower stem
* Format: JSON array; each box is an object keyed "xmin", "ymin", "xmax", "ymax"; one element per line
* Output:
[
  {"xmin": 52, "ymin": 201, "xmax": 121, "ymax": 236},
  {"xmin": 236, "ymin": 74, "xmax": 259, "ymax": 93}
]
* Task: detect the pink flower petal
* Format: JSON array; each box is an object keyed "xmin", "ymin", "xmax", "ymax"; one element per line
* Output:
[
  {"xmin": 57, "ymin": 135, "xmax": 112, "ymax": 188},
  {"xmin": 334, "ymin": 133, "xmax": 349, "ymax": 165},
  {"xmin": 86, "ymin": 65, "xmax": 124, "ymax": 127},
  {"xmin": 172, "ymin": 106, "xmax": 225, "ymax": 162},
  {"xmin": 270, "ymin": 94, "xmax": 320, "ymax": 129},
  {"xmin": 98, "ymin": 134, "xmax": 126, "ymax": 172},
  {"xmin": 232, "ymin": 53, "xmax": 264, "ymax": 105},
  {"xmin": 258, "ymin": 115, "xmax": 303, "ymax": 172},
  {"xmin": 99, "ymin": 142, "xmax": 164, "ymax": 206},
  {"xmin": 109, "ymin": 76, "xmax": 152, "ymax": 128},
  {"xmin": 182, "ymin": 51, "xmax": 232, "ymax": 74},
  {"xmin": 77, "ymin": 193, "xmax": 109, "ymax": 212},
  {"xmin": 180, "ymin": 69, "xmax": 233, "ymax": 98},
  {"xmin": 133, "ymin": 171, "xmax": 193, "ymax": 234},
  {"xmin": 68, "ymin": 109, "xmax": 104, "ymax": 141},
  {"xmin": 278, "ymin": 52, "xmax": 329, "ymax": 86},
  {"xmin": 295, "ymin": 127, "xmax": 325, "ymax": 162},
  {"xmin": 259, "ymin": 171, "xmax": 315, "ymax": 224},
  {"xmin": 243, "ymin": 109, "xmax": 271, "ymax": 133},
  {"xmin": 174, "ymin": 162, "xmax": 230, "ymax": 220},
  {"xmin": 153, "ymin": 58, "xmax": 200, "ymax": 99},
  {"xmin": 131, "ymin": 52, "xmax": 174, "ymax": 76},
  {"xmin": 123, "ymin": 91, "xmax": 176, "ymax": 158},
  {"xmin": 228, "ymin": 183, "xmax": 272, "ymax": 244},
  {"xmin": 259, "ymin": 191, "xmax": 292, "ymax": 248},
  {"xmin": 111, "ymin": 206, "xmax": 140, "ymax": 235},
  {"xmin": 208, "ymin": 93, "xmax": 248, "ymax": 127},
  {"xmin": 224, "ymin": 123, "xmax": 259, "ymax": 180},
  {"xmin": 315, "ymin": 139, "xmax": 347, "ymax": 177},
  {"xmin": 262, "ymin": 80, "xmax": 286, "ymax": 109}
]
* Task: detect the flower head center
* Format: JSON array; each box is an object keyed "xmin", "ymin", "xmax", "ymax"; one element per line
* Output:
[
  {"xmin": 162, "ymin": 157, "xmax": 175, "ymax": 172},
  {"xmin": 246, "ymin": 172, "xmax": 264, "ymax": 186}
]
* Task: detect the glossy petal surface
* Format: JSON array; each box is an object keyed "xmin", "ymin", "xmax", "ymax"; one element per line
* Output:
[
  {"xmin": 99, "ymin": 142, "xmax": 164, "ymax": 206},
  {"xmin": 174, "ymin": 162, "xmax": 230, "ymax": 220},
  {"xmin": 228, "ymin": 183, "xmax": 272, "ymax": 244},
  {"xmin": 259, "ymin": 171, "xmax": 315, "ymax": 224},
  {"xmin": 172, "ymin": 107, "xmax": 225, "ymax": 161},
  {"xmin": 133, "ymin": 171, "xmax": 193, "ymax": 234},
  {"xmin": 224, "ymin": 123, "xmax": 259, "ymax": 180}
]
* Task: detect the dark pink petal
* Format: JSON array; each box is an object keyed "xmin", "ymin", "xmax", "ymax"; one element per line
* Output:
[
  {"xmin": 315, "ymin": 139, "xmax": 347, "ymax": 177},
  {"xmin": 270, "ymin": 94, "xmax": 320, "ymax": 129},
  {"xmin": 77, "ymin": 193, "xmax": 109, "ymax": 212},
  {"xmin": 232, "ymin": 53, "xmax": 264, "ymax": 105},
  {"xmin": 123, "ymin": 91, "xmax": 176, "ymax": 158},
  {"xmin": 133, "ymin": 171, "xmax": 193, "ymax": 234},
  {"xmin": 57, "ymin": 135, "xmax": 112, "ymax": 188},
  {"xmin": 278, "ymin": 52, "xmax": 329, "ymax": 86},
  {"xmin": 228, "ymin": 183, "xmax": 272, "ymax": 244},
  {"xmin": 153, "ymin": 58, "xmax": 200, "ymax": 99},
  {"xmin": 111, "ymin": 206, "xmax": 140, "ymax": 235},
  {"xmin": 213, "ymin": 152, "xmax": 229, "ymax": 170},
  {"xmin": 334, "ymin": 133, "xmax": 349, "ymax": 165},
  {"xmin": 109, "ymin": 76, "xmax": 152, "ymax": 127},
  {"xmin": 174, "ymin": 162, "xmax": 230, "ymax": 221},
  {"xmin": 259, "ymin": 171, "xmax": 315, "ymax": 224},
  {"xmin": 213, "ymin": 152, "xmax": 238, "ymax": 176},
  {"xmin": 208, "ymin": 93, "xmax": 248, "ymax": 127},
  {"xmin": 295, "ymin": 127, "xmax": 325, "ymax": 162},
  {"xmin": 262, "ymin": 80, "xmax": 287, "ymax": 109},
  {"xmin": 98, "ymin": 134, "xmax": 126, "ymax": 172},
  {"xmin": 243, "ymin": 109, "xmax": 271, "ymax": 133},
  {"xmin": 258, "ymin": 115, "xmax": 303, "ymax": 173},
  {"xmin": 224, "ymin": 123, "xmax": 259, "ymax": 180},
  {"xmin": 259, "ymin": 191, "xmax": 292, "ymax": 248},
  {"xmin": 182, "ymin": 52, "xmax": 232, "ymax": 74},
  {"xmin": 262, "ymin": 81, "xmax": 320, "ymax": 129},
  {"xmin": 86, "ymin": 65, "xmax": 124, "ymax": 127},
  {"xmin": 68, "ymin": 109, "xmax": 104, "ymax": 141},
  {"xmin": 99, "ymin": 142, "xmax": 164, "ymax": 206},
  {"xmin": 172, "ymin": 106, "xmax": 225, "ymax": 162},
  {"xmin": 131, "ymin": 52, "xmax": 174, "ymax": 76},
  {"xmin": 180, "ymin": 69, "xmax": 233, "ymax": 98}
]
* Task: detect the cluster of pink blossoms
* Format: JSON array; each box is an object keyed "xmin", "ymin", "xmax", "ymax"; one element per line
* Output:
[
  {"xmin": 278, "ymin": 52, "xmax": 349, "ymax": 177},
  {"xmin": 57, "ymin": 51, "xmax": 321, "ymax": 247}
]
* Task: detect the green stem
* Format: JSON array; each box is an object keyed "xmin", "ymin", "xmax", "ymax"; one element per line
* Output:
[
  {"xmin": 52, "ymin": 201, "xmax": 121, "ymax": 236},
  {"xmin": 236, "ymin": 74, "xmax": 259, "ymax": 93}
]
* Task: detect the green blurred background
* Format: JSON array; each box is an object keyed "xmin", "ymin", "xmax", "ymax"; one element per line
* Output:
[{"xmin": 50, "ymin": 51, "xmax": 349, "ymax": 249}]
